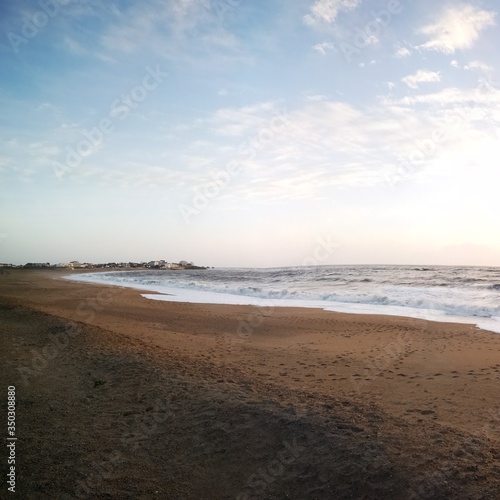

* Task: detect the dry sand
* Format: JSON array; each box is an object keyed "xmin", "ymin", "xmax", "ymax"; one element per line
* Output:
[{"xmin": 1, "ymin": 268, "xmax": 499, "ymax": 499}]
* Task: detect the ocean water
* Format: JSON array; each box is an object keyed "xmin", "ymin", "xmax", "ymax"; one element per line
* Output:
[{"xmin": 65, "ymin": 265, "xmax": 500, "ymax": 333}]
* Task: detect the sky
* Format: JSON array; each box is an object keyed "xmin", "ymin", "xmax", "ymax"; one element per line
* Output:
[{"xmin": 0, "ymin": 0, "xmax": 499, "ymax": 267}]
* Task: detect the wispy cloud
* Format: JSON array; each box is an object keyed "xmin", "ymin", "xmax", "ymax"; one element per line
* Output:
[
  {"xmin": 394, "ymin": 47, "xmax": 410, "ymax": 58},
  {"xmin": 98, "ymin": 0, "xmax": 244, "ymax": 64},
  {"xmin": 418, "ymin": 4, "xmax": 496, "ymax": 54},
  {"xmin": 402, "ymin": 70, "xmax": 441, "ymax": 89},
  {"xmin": 304, "ymin": 0, "xmax": 361, "ymax": 26},
  {"xmin": 464, "ymin": 60, "xmax": 494, "ymax": 73},
  {"xmin": 394, "ymin": 84, "xmax": 500, "ymax": 108},
  {"xmin": 187, "ymin": 95, "xmax": 452, "ymax": 201},
  {"xmin": 208, "ymin": 102, "xmax": 279, "ymax": 137},
  {"xmin": 71, "ymin": 163, "xmax": 198, "ymax": 191},
  {"xmin": 313, "ymin": 42, "xmax": 336, "ymax": 55}
]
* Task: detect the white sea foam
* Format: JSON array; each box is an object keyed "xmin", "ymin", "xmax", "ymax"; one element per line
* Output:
[
  {"xmin": 65, "ymin": 265, "xmax": 500, "ymax": 334},
  {"xmin": 140, "ymin": 291, "xmax": 500, "ymax": 333}
]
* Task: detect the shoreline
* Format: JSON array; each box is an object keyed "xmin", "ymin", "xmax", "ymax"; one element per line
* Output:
[
  {"xmin": 2, "ymin": 268, "xmax": 500, "ymax": 429},
  {"xmin": 63, "ymin": 267, "xmax": 500, "ymax": 335},
  {"xmin": 2, "ymin": 268, "xmax": 500, "ymax": 498}
]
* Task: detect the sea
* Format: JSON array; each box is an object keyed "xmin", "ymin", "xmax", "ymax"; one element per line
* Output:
[{"xmin": 65, "ymin": 265, "xmax": 500, "ymax": 334}]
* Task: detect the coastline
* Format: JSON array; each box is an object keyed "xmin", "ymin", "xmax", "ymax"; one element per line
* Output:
[
  {"xmin": 1, "ymin": 268, "xmax": 500, "ymax": 498},
  {"xmin": 63, "ymin": 267, "xmax": 500, "ymax": 335}
]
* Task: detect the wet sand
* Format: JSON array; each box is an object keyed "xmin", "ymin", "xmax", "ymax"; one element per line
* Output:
[{"xmin": 1, "ymin": 268, "xmax": 499, "ymax": 499}]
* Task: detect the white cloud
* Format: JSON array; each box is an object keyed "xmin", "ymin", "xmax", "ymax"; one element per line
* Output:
[
  {"xmin": 313, "ymin": 42, "xmax": 335, "ymax": 55},
  {"xmin": 60, "ymin": 36, "xmax": 114, "ymax": 63},
  {"xmin": 99, "ymin": 0, "xmax": 243, "ymax": 63},
  {"xmin": 184, "ymin": 96, "xmax": 454, "ymax": 201},
  {"xmin": 305, "ymin": 94, "xmax": 328, "ymax": 102},
  {"xmin": 394, "ymin": 83, "xmax": 500, "ymax": 109},
  {"xmin": 394, "ymin": 47, "xmax": 410, "ymax": 58},
  {"xmin": 209, "ymin": 102, "xmax": 279, "ymax": 137},
  {"xmin": 304, "ymin": 0, "xmax": 361, "ymax": 26},
  {"xmin": 402, "ymin": 70, "xmax": 441, "ymax": 89},
  {"xmin": 450, "ymin": 60, "xmax": 460, "ymax": 68},
  {"xmin": 386, "ymin": 82, "xmax": 500, "ymax": 147},
  {"xmin": 418, "ymin": 4, "xmax": 496, "ymax": 54},
  {"xmin": 185, "ymin": 79, "xmax": 500, "ymax": 204},
  {"xmin": 36, "ymin": 102, "xmax": 55, "ymax": 112},
  {"xmin": 464, "ymin": 60, "xmax": 494, "ymax": 72},
  {"xmin": 28, "ymin": 142, "xmax": 61, "ymax": 161}
]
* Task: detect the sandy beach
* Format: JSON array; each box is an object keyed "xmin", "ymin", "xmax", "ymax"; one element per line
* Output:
[{"xmin": 1, "ymin": 268, "xmax": 500, "ymax": 499}]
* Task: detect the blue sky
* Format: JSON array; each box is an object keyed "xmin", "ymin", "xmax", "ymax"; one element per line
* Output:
[{"xmin": 1, "ymin": 0, "xmax": 499, "ymax": 267}]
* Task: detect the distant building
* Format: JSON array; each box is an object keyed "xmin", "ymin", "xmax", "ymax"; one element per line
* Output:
[
  {"xmin": 19, "ymin": 258, "xmax": 207, "ymax": 271},
  {"xmin": 69, "ymin": 261, "xmax": 88, "ymax": 269}
]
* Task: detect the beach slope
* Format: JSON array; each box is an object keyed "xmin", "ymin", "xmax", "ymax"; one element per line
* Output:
[{"xmin": 1, "ymin": 269, "xmax": 499, "ymax": 499}]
